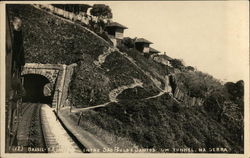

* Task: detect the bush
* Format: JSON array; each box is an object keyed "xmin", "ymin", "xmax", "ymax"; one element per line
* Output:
[
  {"xmin": 121, "ymin": 37, "xmax": 135, "ymax": 48},
  {"xmin": 174, "ymin": 71, "xmax": 223, "ymax": 98},
  {"xmin": 185, "ymin": 66, "xmax": 195, "ymax": 71},
  {"xmin": 170, "ymin": 58, "xmax": 184, "ymax": 69},
  {"xmin": 79, "ymin": 94, "xmax": 243, "ymax": 152}
]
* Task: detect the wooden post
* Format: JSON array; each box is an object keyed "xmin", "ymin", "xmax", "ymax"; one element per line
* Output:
[
  {"xmin": 77, "ymin": 112, "xmax": 83, "ymax": 126},
  {"xmin": 70, "ymin": 103, "xmax": 72, "ymax": 113}
]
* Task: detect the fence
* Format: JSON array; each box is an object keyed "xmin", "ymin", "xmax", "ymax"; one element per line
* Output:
[
  {"xmin": 174, "ymin": 87, "xmax": 204, "ymax": 107},
  {"xmin": 33, "ymin": 4, "xmax": 90, "ymax": 25}
]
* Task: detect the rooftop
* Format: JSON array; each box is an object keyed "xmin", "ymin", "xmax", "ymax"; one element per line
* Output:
[
  {"xmin": 135, "ymin": 38, "xmax": 153, "ymax": 44},
  {"xmin": 149, "ymin": 47, "xmax": 160, "ymax": 54},
  {"xmin": 106, "ymin": 22, "xmax": 128, "ymax": 29},
  {"xmin": 158, "ymin": 54, "xmax": 173, "ymax": 61}
]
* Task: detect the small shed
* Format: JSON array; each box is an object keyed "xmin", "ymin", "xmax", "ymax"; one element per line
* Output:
[
  {"xmin": 149, "ymin": 47, "xmax": 160, "ymax": 55},
  {"xmin": 106, "ymin": 22, "xmax": 128, "ymax": 39},
  {"xmin": 105, "ymin": 22, "xmax": 128, "ymax": 46},
  {"xmin": 135, "ymin": 38, "xmax": 153, "ymax": 53}
]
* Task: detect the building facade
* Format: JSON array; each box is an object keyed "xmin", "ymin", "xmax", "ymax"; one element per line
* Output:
[
  {"xmin": 106, "ymin": 22, "xmax": 128, "ymax": 47},
  {"xmin": 135, "ymin": 38, "xmax": 153, "ymax": 53}
]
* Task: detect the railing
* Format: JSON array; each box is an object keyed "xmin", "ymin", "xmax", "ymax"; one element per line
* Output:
[{"xmin": 33, "ymin": 4, "xmax": 91, "ymax": 25}]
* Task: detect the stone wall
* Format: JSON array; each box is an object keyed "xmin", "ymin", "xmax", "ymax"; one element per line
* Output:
[{"xmin": 60, "ymin": 63, "xmax": 77, "ymax": 107}]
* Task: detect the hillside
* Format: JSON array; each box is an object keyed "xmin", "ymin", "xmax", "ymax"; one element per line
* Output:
[
  {"xmin": 7, "ymin": 4, "xmax": 244, "ymax": 153},
  {"xmin": 79, "ymin": 94, "xmax": 242, "ymax": 153},
  {"xmin": 8, "ymin": 4, "xmax": 161, "ymax": 107}
]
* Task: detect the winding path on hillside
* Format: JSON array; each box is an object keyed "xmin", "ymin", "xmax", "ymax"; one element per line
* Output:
[
  {"xmin": 71, "ymin": 78, "xmax": 143, "ymax": 113},
  {"xmin": 145, "ymin": 75, "xmax": 172, "ymax": 99},
  {"xmin": 118, "ymin": 51, "xmax": 163, "ymax": 90},
  {"xmin": 33, "ymin": 4, "xmax": 166, "ymax": 93},
  {"xmin": 33, "ymin": 4, "xmax": 181, "ymax": 108},
  {"xmin": 109, "ymin": 78, "xmax": 143, "ymax": 102}
]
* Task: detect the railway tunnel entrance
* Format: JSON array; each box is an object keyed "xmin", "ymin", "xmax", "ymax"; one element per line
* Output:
[
  {"xmin": 22, "ymin": 74, "xmax": 53, "ymax": 104},
  {"xmin": 21, "ymin": 63, "xmax": 76, "ymax": 108}
]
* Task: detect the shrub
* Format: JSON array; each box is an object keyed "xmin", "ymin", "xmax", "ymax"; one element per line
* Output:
[
  {"xmin": 185, "ymin": 66, "xmax": 195, "ymax": 71},
  {"xmin": 170, "ymin": 58, "xmax": 184, "ymax": 69},
  {"xmin": 174, "ymin": 71, "xmax": 223, "ymax": 98}
]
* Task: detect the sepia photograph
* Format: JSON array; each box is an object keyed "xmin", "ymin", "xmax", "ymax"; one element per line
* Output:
[{"xmin": 1, "ymin": 1, "xmax": 249, "ymax": 157}]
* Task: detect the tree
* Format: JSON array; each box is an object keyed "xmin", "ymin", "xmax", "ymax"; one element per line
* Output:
[
  {"xmin": 224, "ymin": 80, "xmax": 244, "ymax": 112},
  {"xmin": 186, "ymin": 66, "xmax": 195, "ymax": 71},
  {"xmin": 90, "ymin": 4, "xmax": 113, "ymax": 20},
  {"xmin": 90, "ymin": 4, "xmax": 113, "ymax": 34},
  {"xmin": 121, "ymin": 37, "xmax": 135, "ymax": 49},
  {"xmin": 224, "ymin": 80, "xmax": 244, "ymax": 101}
]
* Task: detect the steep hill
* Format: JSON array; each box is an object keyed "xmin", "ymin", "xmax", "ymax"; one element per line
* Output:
[
  {"xmin": 7, "ymin": 4, "xmax": 244, "ymax": 153},
  {"xmin": 8, "ymin": 4, "xmax": 161, "ymax": 107}
]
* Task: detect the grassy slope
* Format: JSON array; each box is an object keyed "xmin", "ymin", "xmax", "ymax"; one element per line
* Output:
[
  {"xmin": 8, "ymin": 5, "xmax": 160, "ymax": 107},
  {"xmin": 70, "ymin": 51, "xmax": 159, "ymax": 106},
  {"xmin": 8, "ymin": 4, "xmax": 109, "ymax": 64},
  {"xmin": 81, "ymin": 94, "xmax": 242, "ymax": 153},
  {"xmin": 126, "ymin": 49, "xmax": 171, "ymax": 89}
]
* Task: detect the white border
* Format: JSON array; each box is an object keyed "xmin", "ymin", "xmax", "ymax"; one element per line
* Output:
[{"xmin": 0, "ymin": 1, "xmax": 249, "ymax": 158}]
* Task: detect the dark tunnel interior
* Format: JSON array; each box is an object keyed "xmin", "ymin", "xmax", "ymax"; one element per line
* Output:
[{"xmin": 22, "ymin": 74, "xmax": 53, "ymax": 104}]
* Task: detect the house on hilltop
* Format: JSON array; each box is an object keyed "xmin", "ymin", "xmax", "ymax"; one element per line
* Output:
[
  {"xmin": 135, "ymin": 38, "xmax": 153, "ymax": 54},
  {"xmin": 149, "ymin": 47, "xmax": 160, "ymax": 55},
  {"xmin": 152, "ymin": 52, "xmax": 173, "ymax": 67},
  {"xmin": 105, "ymin": 21, "xmax": 128, "ymax": 46}
]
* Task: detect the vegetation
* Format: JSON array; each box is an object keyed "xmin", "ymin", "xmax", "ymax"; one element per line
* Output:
[
  {"xmin": 80, "ymin": 93, "xmax": 243, "ymax": 153},
  {"xmin": 174, "ymin": 71, "xmax": 222, "ymax": 98},
  {"xmin": 125, "ymin": 49, "xmax": 172, "ymax": 89},
  {"xmin": 203, "ymin": 80, "xmax": 244, "ymax": 153},
  {"xmin": 89, "ymin": 4, "xmax": 112, "ymax": 33},
  {"xmin": 117, "ymin": 37, "xmax": 136, "ymax": 52},
  {"xmin": 8, "ymin": 4, "xmax": 109, "ymax": 64},
  {"xmin": 185, "ymin": 66, "xmax": 195, "ymax": 71},
  {"xmin": 224, "ymin": 80, "xmax": 244, "ymax": 110},
  {"xmin": 90, "ymin": 4, "xmax": 113, "ymax": 20},
  {"xmin": 169, "ymin": 58, "xmax": 185, "ymax": 69},
  {"xmin": 117, "ymin": 87, "xmax": 155, "ymax": 100},
  {"xmin": 9, "ymin": 4, "xmax": 244, "ymax": 153},
  {"xmin": 69, "ymin": 51, "xmax": 160, "ymax": 107}
]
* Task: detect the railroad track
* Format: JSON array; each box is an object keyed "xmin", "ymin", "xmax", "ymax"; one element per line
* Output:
[
  {"xmin": 16, "ymin": 103, "xmax": 47, "ymax": 153},
  {"xmin": 14, "ymin": 103, "xmax": 81, "ymax": 153}
]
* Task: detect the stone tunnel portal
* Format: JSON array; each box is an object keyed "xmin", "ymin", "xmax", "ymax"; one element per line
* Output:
[{"xmin": 22, "ymin": 74, "xmax": 54, "ymax": 104}]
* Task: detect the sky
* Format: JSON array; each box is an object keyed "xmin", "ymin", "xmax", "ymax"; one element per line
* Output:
[{"xmin": 84, "ymin": 1, "xmax": 249, "ymax": 82}]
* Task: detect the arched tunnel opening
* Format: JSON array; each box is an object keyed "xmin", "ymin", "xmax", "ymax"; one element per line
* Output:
[{"xmin": 22, "ymin": 74, "xmax": 54, "ymax": 104}]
